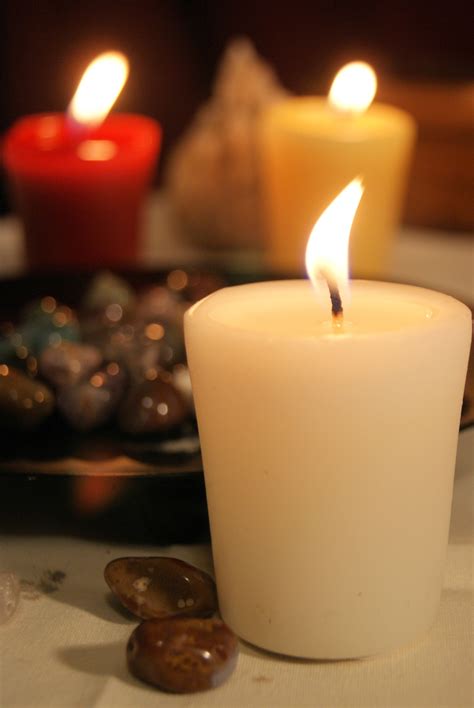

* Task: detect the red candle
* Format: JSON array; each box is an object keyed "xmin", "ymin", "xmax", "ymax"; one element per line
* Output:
[{"xmin": 3, "ymin": 53, "xmax": 161, "ymax": 270}]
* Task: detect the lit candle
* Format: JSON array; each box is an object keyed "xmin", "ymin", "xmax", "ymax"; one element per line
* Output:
[
  {"xmin": 259, "ymin": 62, "xmax": 416, "ymax": 277},
  {"xmin": 4, "ymin": 52, "xmax": 161, "ymax": 270},
  {"xmin": 185, "ymin": 182, "xmax": 471, "ymax": 658}
]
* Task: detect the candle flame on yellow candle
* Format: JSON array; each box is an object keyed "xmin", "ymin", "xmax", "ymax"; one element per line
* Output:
[
  {"xmin": 328, "ymin": 62, "xmax": 377, "ymax": 114},
  {"xmin": 305, "ymin": 179, "xmax": 364, "ymax": 317},
  {"xmin": 68, "ymin": 51, "xmax": 129, "ymax": 128}
]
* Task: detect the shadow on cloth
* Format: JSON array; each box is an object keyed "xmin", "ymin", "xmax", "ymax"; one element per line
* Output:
[{"xmin": 56, "ymin": 640, "xmax": 146, "ymax": 692}]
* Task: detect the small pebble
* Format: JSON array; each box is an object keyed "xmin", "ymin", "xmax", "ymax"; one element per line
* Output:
[
  {"xmin": 135, "ymin": 286, "xmax": 182, "ymax": 325},
  {"xmin": 57, "ymin": 363, "xmax": 126, "ymax": 430},
  {"xmin": 123, "ymin": 334, "xmax": 182, "ymax": 384},
  {"xmin": 82, "ymin": 272, "xmax": 136, "ymax": 313},
  {"xmin": 0, "ymin": 367, "xmax": 54, "ymax": 429},
  {"xmin": 82, "ymin": 323, "xmax": 136, "ymax": 363},
  {"xmin": 127, "ymin": 617, "xmax": 238, "ymax": 693},
  {"xmin": 140, "ymin": 320, "xmax": 185, "ymax": 369},
  {"xmin": 118, "ymin": 378, "xmax": 187, "ymax": 434},
  {"xmin": 1, "ymin": 311, "xmax": 79, "ymax": 373},
  {"xmin": 20, "ymin": 300, "xmax": 80, "ymax": 355},
  {"xmin": 0, "ymin": 573, "xmax": 20, "ymax": 624},
  {"xmin": 39, "ymin": 341, "xmax": 102, "ymax": 388},
  {"xmin": 80, "ymin": 273, "xmax": 136, "ymax": 348},
  {"xmin": 104, "ymin": 557, "xmax": 217, "ymax": 620}
]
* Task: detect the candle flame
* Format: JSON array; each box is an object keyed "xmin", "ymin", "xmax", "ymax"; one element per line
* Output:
[
  {"xmin": 328, "ymin": 62, "xmax": 377, "ymax": 114},
  {"xmin": 305, "ymin": 179, "xmax": 364, "ymax": 308},
  {"xmin": 68, "ymin": 51, "xmax": 129, "ymax": 128}
]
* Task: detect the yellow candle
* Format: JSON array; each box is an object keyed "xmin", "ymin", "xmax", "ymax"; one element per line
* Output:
[{"xmin": 259, "ymin": 62, "xmax": 416, "ymax": 277}]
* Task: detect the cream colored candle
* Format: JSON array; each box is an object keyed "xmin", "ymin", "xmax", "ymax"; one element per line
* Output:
[
  {"xmin": 259, "ymin": 62, "xmax": 416, "ymax": 277},
  {"xmin": 185, "ymin": 182, "xmax": 471, "ymax": 659},
  {"xmin": 186, "ymin": 279, "xmax": 470, "ymax": 658}
]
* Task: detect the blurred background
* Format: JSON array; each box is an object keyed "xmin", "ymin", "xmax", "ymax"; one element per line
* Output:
[
  {"xmin": 0, "ymin": 0, "xmax": 472, "ymax": 544},
  {"xmin": 1, "ymin": 0, "xmax": 473, "ymax": 230}
]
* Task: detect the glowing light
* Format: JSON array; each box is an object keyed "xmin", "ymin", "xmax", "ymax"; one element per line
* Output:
[
  {"xmin": 105, "ymin": 303, "xmax": 123, "ymax": 323},
  {"xmin": 305, "ymin": 179, "xmax": 364, "ymax": 306},
  {"xmin": 106, "ymin": 362, "xmax": 120, "ymax": 376},
  {"xmin": 41, "ymin": 296, "xmax": 56, "ymax": 313},
  {"xmin": 167, "ymin": 270, "xmax": 188, "ymax": 291},
  {"xmin": 328, "ymin": 62, "xmax": 377, "ymax": 114},
  {"xmin": 90, "ymin": 373, "xmax": 105, "ymax": 388},
  {"xmin": 145, "ymin": 323, "xmax": 165, "ymax": 341},
  {"xmin": 77, "ymin": 140, "xmax": 118, "ymax": 161},
  {"xmin": 68, "ymin": 51, "xmax": 129, "ymax": 128}
]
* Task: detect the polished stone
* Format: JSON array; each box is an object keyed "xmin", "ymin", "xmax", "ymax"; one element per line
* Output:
[
  {"xmin": 126, "ymin": 617, "xmax": 238, "ymax": 693},
  {"xmin": 57, "ymin": 362, "xmax": 126, "ymax": 431},
  {"xmin": 39, "ymin": 342, "xmax": 102, "ymax": 389},
  {"xmin": 82, "ymin": 272, "xmax": 136, "ymax": 314},
  {"xmin": 105, "ymin": 557, "xmax": 217, "ymax": 620},
  {"xmin": 118, "ymin": 378, "xmax": 187, "ymax": 434},
  {"xmin": 0, "ymin": 367, "xmax": 54, "ymax": 429},
  {"xmin": 135, "ymin": 286, "xmax": 182, "ymax": 325}
]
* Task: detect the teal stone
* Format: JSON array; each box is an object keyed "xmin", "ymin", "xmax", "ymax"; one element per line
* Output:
[{"xmin": 20, "ymin": 298, "xmax": 80, "ymax": 356}]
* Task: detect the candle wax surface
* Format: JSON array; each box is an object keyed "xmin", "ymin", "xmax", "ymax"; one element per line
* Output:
[
  {"xmin": 4, "ymin": 113, "xmax": 161, "ymax": 269},
  {"xmin": 259, "ymin": 98, "xmax": 416, "ymax": 277},
  {"xmin": 271, "ymin": 101, "xmax": 411, "ymax": 141},
  {"xmin": 201, "ymin": 280, "xmax": 450, "ymax": 337}
]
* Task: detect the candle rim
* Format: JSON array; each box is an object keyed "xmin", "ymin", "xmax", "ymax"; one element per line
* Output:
[
  {"xmin": 186, "ymin": 280, "xmax": 470, "ymax": 342},
  {"xmin": 262, "ymin": 97, "xmax": 416, "ymax": 141},
  {"xmin": 3, "ymin": 112, "xmax": 161, "ymax": 175}
]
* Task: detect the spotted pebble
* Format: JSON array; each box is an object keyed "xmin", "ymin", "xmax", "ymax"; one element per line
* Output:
[
  {"xmin": 127, "ymin": 617, "xmax": 238, "ymax": 693},
  {"xmin": 104, "ymin": 556, "xmax": 217, "ymax": 620}
]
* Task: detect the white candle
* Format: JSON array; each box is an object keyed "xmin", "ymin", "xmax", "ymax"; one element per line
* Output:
[{"xmin": 184, "ymin": 184, "xmax": 471, "ymax": 658}]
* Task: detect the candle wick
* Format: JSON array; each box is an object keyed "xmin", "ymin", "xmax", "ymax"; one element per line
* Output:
[{"xmin": 321, "ymin": 270, "xmax": 344, "ymax": 323}]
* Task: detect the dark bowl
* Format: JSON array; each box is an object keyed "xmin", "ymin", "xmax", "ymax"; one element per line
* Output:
[{"xmin": 0, "ymin": 269, "xmax": 219, "ymax": 544}]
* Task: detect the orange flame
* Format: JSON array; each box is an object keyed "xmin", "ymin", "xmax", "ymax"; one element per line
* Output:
[
  {"xmin": 305, "ymin": 179, "xmax": 364, "ymax": 306},
  {"xmin": 68, "ymin": 51, "xmax": 129, "ymax": 128},
  {"xmin": 329, "ymin": 62, "xmax": 377, "ymax": 114}
]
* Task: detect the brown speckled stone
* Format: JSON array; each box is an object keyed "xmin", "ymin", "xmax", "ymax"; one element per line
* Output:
[
  {"xmin": 57, "ymin": 362, "xmax": 126, "ymax": 431},
  {"xmin": 118, "ymin": 379, "xmax": 187, "ymax": 434},
  {"xmin": 0, "ymin": 367, "xmax": 54, "ymax": 429},
  {"xmin": 104, "ymin": 557, "xmax": 217, "ymax": 620},
  {"xmin": 127, "ymin": 617, "xmax": 238, "ymax": 693},
  {"xmin": 39, "ymin": 341, "xmax": 102, "ymax": 388}
]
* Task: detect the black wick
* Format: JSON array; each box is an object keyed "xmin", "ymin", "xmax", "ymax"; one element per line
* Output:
[{"xmin": 321, "ymin": 270, "xmax": 343, "ymax": 321}]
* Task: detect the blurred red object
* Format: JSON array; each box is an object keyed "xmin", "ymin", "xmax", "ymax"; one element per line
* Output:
[{"xmin": 3, "ymin": 113, "xmax": 161, "ymax": 270}]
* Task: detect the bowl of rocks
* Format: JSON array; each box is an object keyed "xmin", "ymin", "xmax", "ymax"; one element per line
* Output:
[{"xmin": 0, "ymin": 268, "xmax": 227, "ymax": 543}]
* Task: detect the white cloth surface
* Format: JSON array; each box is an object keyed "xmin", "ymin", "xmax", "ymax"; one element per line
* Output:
[{"xmin": 0, "ymin": 428, "xmax": 472, "ymax": 708}]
